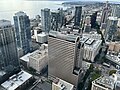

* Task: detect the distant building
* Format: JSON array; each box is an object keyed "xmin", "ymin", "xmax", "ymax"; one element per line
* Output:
[
  {"xmin": 41, "ymin": 8, "xmax": 51, "ymax": 33},
  {"xmin": 48, "ymin": 30, "xmax": 84, "ymax": 86},
  {"xmin": 91, "ymin": 11, "xmax": 97, "ymax": 28},
  {"xmin": 101, "ymin": 1, "xmax": 109, "ymax": 24},
  {"xmin": 52, "ymin": 78, "xmax": 74, "ymax": 90},
  {"xmin": 108, "ymin": 42, "xmax": 120, "ymax": 52},
  {"xmin": 1, "ymin": 70, "xmax": 33, "ymax": 90},
  {"xmin": 74, "ymin": 6, "xmax": 82, "ymax": 26},
  {"xmin": 51, "ymin": 8, "xmax": 64, "ymax": 31},
  {"xmin": 111, "ymin": 5, "xmax": 120, "ymax": 18},
  {"xmin": 106, "ymin": 16, "xmax": 118, "ymax": 40},
  {"xmin": 0, "ymin": 20, "xmax": 20, "ymax": 84},
  {"xmin": 14, "ymin": 11, "xmax": 31, "ymax": 55}
]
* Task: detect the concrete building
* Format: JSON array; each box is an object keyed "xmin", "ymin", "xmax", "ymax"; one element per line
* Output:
[
  {"xmin": 1, "ymin": 70, "xmax": 33, "ymax": 90},
  {"xmin": 83, "ymin": 32, "xmax": 101, "ymax": 40},
  {"xmin": 52, "ymin": 78, "xmax": 74, "ymax": 90},
  {"xmin": 108, "ymin": 42, "xmax": 120, "ymax": 53},
  {"xmin": 83, "ymin": 38, "xmax": 102, "ymax": 62},
  {"xmin": 29, "ymin": 46, "xmax": 48, "ymax": 73},
  {"xmin": 20, "ymin": 44, "xmax": 48, "ymax": 73},
  {"xmin": 91, "ymin": 76, "xmax": 115, "ymax": 90},
  {"xmin": 111, "ymin": 5, "xmax": 120, "ymax": 18},
  {"xmin": 14, "ymin": 11, "xmax": 31, "ymax": 55},
  {"xmin": 0, "ymin": 20, "xmax": 20, "ymax": 84},
  {"xmin": 48, "ymin": 30, "xmax": 84, "ymax": 86},
  {"xmin": 91, "ymin": 71, "xmax": 120, "ymax": 90},
  {"xmin": 36, "ymin": 33, "xmax": 48, "ymax": 43},
  {"xmin": 41, "ymin": 8, "xmax": 51, "ymax": 33}
]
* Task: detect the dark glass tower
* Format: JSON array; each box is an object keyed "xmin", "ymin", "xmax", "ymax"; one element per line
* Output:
[
  {"xmin": 0, "ymin": 20, "xmax": 20, "ymax": 84},
  {"xmin": 41, "ymin": 8, "xmax": 51, "ymax": 33},
  {"xmin": 14, "ymin": 11, "xmax": 31, "ymax": 55},
  {"xmin": 91, "ymin": 11, "xmax": 97, "ymax": 28},
  {"xmin": 74, "ymin": 6, "xmax": 82, "ymax": 26}
]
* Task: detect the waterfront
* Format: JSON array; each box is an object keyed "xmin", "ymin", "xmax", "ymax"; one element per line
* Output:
[{"xmin": 0, "ymin": 0, "xmax": 64, "ymax": 23}]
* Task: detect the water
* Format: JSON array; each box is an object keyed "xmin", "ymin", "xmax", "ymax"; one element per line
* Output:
[{"xmin": 0, "ymin": 0, "xmax": 65, "ymax": 24}]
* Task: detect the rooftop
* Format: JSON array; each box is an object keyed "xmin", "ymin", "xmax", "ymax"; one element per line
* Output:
[
  {"xmin": 15, "ymin": 11, "xmax": 26, "ymax": 16},
  {"xmin": 29, "ymin": 49, "xmax": 48, "ymax": 60},
  {"xmin": 1, "ymin": 70, "xmax": 32, "ymax": 90},
  {"xmin": 49, "ymin": 30, "xmax": 79, "ymax": 43},
  {"xmin": 53, "ymin": 78, "xmax": 74, "ymax": 90},
  {"xmin": 108, "ymin": 16, "xmax": 118, "ymax": 21},
  {"xmin": 0, "ymin": 20, "xmax": 11, "ymax": 27},
  {"xmin": 84, "ymin": 38, "xmax": 102, "ymax": 50},
  {"xmin": 93, "ymin": 76, "xmax": 115, "ymax": 89}
]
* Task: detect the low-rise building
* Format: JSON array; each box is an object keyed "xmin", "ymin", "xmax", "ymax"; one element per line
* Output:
[
  {"xmin": 108, "ymin": 42, "xmax": 120, "ymax": 53},
  {"xmin": 20, "ymin": 44, "xmax": 48, "ymax": 73},
  {"xmin": 91, "ymin": 76, "xmax": 115, "ymax": 90},
  {"xmin": 29, "ymin": 47, "xmax": 48, "ymax": 73},
  {"xmin": 52, "ymin": 78, "xmax": 74, "ymax": 90},
  {"xmin": 36, "ymin": 33, "xmax": 48, "ymax": 43},
  {"xmin": 1, "ymin": 70, "xmax": 33, "ymax": 90}
]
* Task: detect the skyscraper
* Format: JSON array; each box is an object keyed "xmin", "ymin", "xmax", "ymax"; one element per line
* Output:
[
  {"xmin": 14, "ymin": 11, "xmax": 31, "ymax": 55},
  {"xmin": 112, "ymin": 5, "xmax": 120, "ymax": 18},
  {"xmin": 91, "ymin": 12, "xmax": 98, "ymax": 28},
  {"xmin": 51, "ymin": 8, "xmax": 65, "ymax": 31},
  {"xmin": 41, "ymin": 8, "xmax": 51, "ymax": 33},
  {"xmin": 101, "ymin": 1, "xmax": 109, "ymax": 24},
  {"xmin": 74, "ymin": 6, "xmax": 82, "ymax": 26},
  {"xmin": 0, "ymin": 20, "xmax": 20, "ymax": 84},
  {"xmin": 48, "ymin": 30, "xmax": 83, "ymax": 86},
  {"xmin": 106, "ymin": 17, "xmax": 118, "ymax": 41}
]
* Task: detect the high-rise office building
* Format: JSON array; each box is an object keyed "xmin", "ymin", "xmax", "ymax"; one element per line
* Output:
[
  {"xmin": 51, "ymin": 8, "xmax": 64, "ymax": 31},
  {"xmin": 51, "ymin": 11, "xmax": 59, "ymax": 31},
  {"xmin": 101, "ymin": 1, "xmax": 109, "ymax": 24},
  {"xmin": 41, "ymin": 8, "xmax": 51, "ymax": 33},
  {"xmin": 14, "ymin": 11, "xmax": 31, "ymax": 55},
  {"xmin": 74, "ymin": 6, "xmax": 82, "ymax": 26},
  {"xmin": 112, "ymin": 5, "xmax": 120, "ymax": 18},
  {"xmin": 48, "ymin": 30, "xmax": 83, "ymax": 86},
  {"xmin": 0, "ymin": 20, "xmax": 20, "ymax": 84},
  {"xmin": 91, "ymin": 12, "xmax": 97, "ymax": 28},
  {"xmin": 105, "ymin": 16, "xmax": 118, "ymax": 40}
]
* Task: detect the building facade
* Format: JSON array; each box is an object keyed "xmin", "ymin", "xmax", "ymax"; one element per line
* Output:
[
  {"xmin": 0, "ymin": 20, "xmax": 20, "ymax": 84},
  {"xmin": 14, "ymin": 11, "xmax": 31, "ymax": 54},
  {"xmin": 74, "ymin": 6, "xmax": 82, "ymax": 26},
  {"xmin": 48, "ymin": 31, "xmax": 84, "ymax": 86},
  {"xmin": 41, "ymin": 8, "xmax": 51, "ymax": 33}
]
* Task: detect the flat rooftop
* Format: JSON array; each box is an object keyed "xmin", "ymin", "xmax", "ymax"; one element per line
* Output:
[
  {"xmin": 0, "ymin": 19, "xmax": 11, "ymax": 27},
  {"xmin": 1, "ymin": 70, "xmax": 32, "ymax": 90},
  {"xmin": 49, "ymin": 30, "xmax": 79, "ymax": 42},
  {"xmin": 29, "ymin": 49, "xmax": 48, "ymax": 60},
  {"xmin": 84, "ymin": 38, "xmax": 102, "ymax": 50},
  {"xmin": 93, "ymin": 76, "xmax": 115, "ymax": 89},
  {"xmin": 53, "ymin": 78, "xmax": 74, "ymax": 90}
]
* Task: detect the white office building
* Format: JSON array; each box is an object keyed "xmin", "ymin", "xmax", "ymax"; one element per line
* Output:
[
  {"xmin": 83, "ymin": 38, "xmax": 102, "ymax": 62},
  {"xmin": 52, "ymin": 78, "xmax": 74, "ymax": 90}
]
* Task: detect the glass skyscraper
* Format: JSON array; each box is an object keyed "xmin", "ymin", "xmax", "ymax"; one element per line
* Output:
[
  {"xmin": 14, "ymin": 11, "xmax": 31, "ymax": 55},
  {"xmin": 0, "ymin": 20, "xmax": 20, "ymax": 84},
  {"xmin": 41, "ymin": 8, "xmax": 51, "ymax": 33}
]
